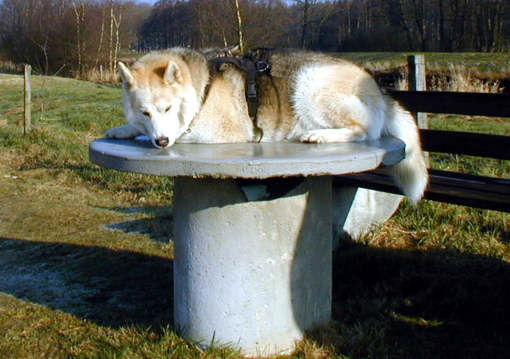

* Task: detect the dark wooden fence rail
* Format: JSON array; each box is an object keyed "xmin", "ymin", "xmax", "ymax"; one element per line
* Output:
[
  {"xmin": 335, "ymin": 56, "xmax": 510, "ymax": 212},
  {"xmin": 420, "ymin": 129, "xmax": 510, "ymax": 159},
  {"xmin": 388, "ymin": 90, "xmax": 510, "ymax": 117}
]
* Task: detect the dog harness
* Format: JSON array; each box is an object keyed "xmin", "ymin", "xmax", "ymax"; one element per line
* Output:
[{"xmin": 208, "ymin": 54, "xmax": 271, "ymax": 141}]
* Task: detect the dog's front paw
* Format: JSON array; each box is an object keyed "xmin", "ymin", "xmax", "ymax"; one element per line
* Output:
[
  {"xmin": 105, "ymin": 127, "xmax": 120, "ymax": 138},
  {"xmin": 105, "ymin": 124, "xmax": 142, "ymax": 139}
]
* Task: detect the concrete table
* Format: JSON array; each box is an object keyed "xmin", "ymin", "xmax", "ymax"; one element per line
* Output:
[{"xmin": 89, "ymin": 137, "xmax": 405, "ymax": 356}]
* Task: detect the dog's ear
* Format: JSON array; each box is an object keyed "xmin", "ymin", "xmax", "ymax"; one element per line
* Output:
[
  {"xmin": 164, "ymin": 61, "xmax": 183, "ymax": 85},
  {"xmin": 118, "ymin": 62, "xmax": 135, "ymax": 87}
]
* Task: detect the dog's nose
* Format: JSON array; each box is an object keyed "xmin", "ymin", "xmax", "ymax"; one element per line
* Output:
[{"xmin": 156, "ymin": 137, "xmax": 170, "ymax": 147}]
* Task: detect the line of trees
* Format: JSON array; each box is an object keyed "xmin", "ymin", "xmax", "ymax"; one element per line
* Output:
[
  {"xmin": 0, "ymin": 0, "xmax": 150, "ymax": 76},
  {"xmin": 138, "ymin": 0, "xmax": 510, "ymax": 53},
  {"xmin": 0, "ymin": 0, "xmax": 509, "ymax": 78}
]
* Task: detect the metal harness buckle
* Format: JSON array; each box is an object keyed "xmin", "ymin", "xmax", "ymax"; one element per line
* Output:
[{"xmin": 255, "ymin": 61, "xmax": 271, "ymax": 73}]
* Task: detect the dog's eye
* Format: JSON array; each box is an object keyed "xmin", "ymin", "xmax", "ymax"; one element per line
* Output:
[
  {"xmin": 142, "ymin": 111, "xmax": 151, "ymax": 118},
  {"xmin": 165, "ymin": 106, "xmax": 171, "ymax": 113}
]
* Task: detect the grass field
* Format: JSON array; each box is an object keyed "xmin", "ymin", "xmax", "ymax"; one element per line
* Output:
[
  {"xmin": 0, "ymin": 65, "xmax": 509, "ymax": 359},
  {"xmin": 339, "ymin": 52, "xmax": 510, "ymax": 78}
]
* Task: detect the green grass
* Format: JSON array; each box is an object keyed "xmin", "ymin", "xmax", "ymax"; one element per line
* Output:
[
  {"xmin": 428, "ymin": 114, "xmax": 510, "ymax": 178},
  {"xmin": 338, "ymin": 52, "xmax": 510, "ymax": 77},
  {"xmin": 0, "ymin": 69, "xmax": 509, "ymax": 359}
]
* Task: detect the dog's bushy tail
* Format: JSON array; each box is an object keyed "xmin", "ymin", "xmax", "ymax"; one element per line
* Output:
[{"xmin": 384, "ymin": 98, "xmax": 428, "ymax": 204}]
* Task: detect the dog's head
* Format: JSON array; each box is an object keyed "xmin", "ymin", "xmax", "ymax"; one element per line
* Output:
[{"xmin": 118, "ymin": 56, "xmax": 200, "ymax": 148}]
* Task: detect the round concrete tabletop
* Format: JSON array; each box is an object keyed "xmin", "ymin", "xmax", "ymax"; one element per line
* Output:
[{"xmin": 89, "ymin": 136, "xmax": 405, "ymax": 179}]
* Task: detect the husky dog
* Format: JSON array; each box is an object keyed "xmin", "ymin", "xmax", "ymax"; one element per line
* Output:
[{"xmin": 106, "ymin": 48, "xmax": 427, "ymax": 203}]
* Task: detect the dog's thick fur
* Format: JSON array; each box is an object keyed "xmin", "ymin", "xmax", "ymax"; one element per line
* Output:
[{"xmin": 106, "ymin": 48, "xmax": 428, "ymax": 203}]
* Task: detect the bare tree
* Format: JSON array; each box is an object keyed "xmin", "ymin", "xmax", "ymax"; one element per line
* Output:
[
  {"xmin": 399, "ymin": 0, "xmax": 429, "ymax": 51},
  {"xmin": 95, "ymin": 3, "xmax": 106, "ymax": 68},
  {"xmin": 111, "ymin": 1, "xmax": 123, "ymax": 73},
  {"xmin": 28, "ymin": 0, "xmax": 56, "ymax": 74},
  {"xmin": 71, "ymin": 0, "xmax": 86, "ymax": 77},
  {"xmin": 473, "ymin": 0, "xmax": 508, "ymax": 51},
  {"xmin": 109, "ymin": 0, "xmax": 115, "ymax": 72},
  {"xmin": 233, "ymin": 0, "xmax": 245, "ymax": 52},
  {"xmin": 300, "ymin": 0, "xmax": 309, "ymax": 48},
  {"xmin": 2, "ymin": 0, "xmax": 510, "ymax": 79}
]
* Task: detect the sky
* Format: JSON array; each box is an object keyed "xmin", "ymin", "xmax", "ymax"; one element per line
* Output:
[{"xmin": 135, "ymin": 0, "xmax": 158, "ymax": 5}]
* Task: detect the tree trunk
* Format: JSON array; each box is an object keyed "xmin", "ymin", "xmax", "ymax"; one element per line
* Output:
[
  {"xmin": 71, "ymin": 0, "xmax": 83, "ymax": 77},
  {"xmin": 109, "ymin": 0, "xmax": 114, "ymax": 73},
  {"xmin": 301, "ymin": 0, "xmax": 309, "ymax": 48},
  {"xmin": 95, "ymin": 5, "xmax": 106, "ymax": 68},
  {"xmin": 112, "ymin": 4, "xmax": 122, "ymax": 74},
  {"xmin": 233, "ymin": 0, "xmax": 245, "ymax": 52}
]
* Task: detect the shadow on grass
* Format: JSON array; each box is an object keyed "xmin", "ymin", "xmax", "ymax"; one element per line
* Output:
[
  {"xmin": 318, "ymin": 239, "xmax": 510, "ymax": 359},
  {"xmin": 0, "ymin": 237, "xmax": 173, "ymax": 330},
  {"xmin": 100, "ymin": 205, "xmax": 174, "ymax": 243},
  {"xmin": 2, "ymin": 235, "xmax": 510, "ymax": 358}
]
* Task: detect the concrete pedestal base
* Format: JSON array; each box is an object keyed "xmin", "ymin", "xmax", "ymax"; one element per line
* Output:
[
  {"xmin": 89, "ymin": 138, "xmax": 407, "ymax": 356},
  {"xmin": 173, "ymin": 176, "xmax": 332, "ymax": 356}
]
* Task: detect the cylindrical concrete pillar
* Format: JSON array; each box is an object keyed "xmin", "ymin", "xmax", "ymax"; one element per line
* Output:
[{"xmin": 173, "ymin": 176, "xmax": 332, "ymax": 356}]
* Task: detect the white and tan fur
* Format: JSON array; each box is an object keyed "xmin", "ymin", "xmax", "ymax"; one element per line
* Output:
[{"xmin": 106, "ymin": 48, "xmax": 428, "ymax": 203}]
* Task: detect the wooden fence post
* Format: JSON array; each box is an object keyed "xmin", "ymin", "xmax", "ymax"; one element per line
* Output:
[
  {"xmin": 408, "ymin": 55, "xmax": 427, "ymax": 129},
  {"xmin": 24, "ymin": 64, "xmax": 31, "ymax": 135},
  {"xmin": 408, "ymin": 55, "xmax": 429, "ymax": 164}
]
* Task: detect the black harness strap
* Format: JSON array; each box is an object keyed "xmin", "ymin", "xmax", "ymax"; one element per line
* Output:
[
  {"xmin": 208, "ymin": 56, "xmax": 271, "ymax": 126},
  {"xmin": 243, "ymin": 59, "xmax": 258, "ymax": 121}
]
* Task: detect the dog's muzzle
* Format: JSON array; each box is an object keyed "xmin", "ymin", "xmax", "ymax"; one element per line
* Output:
[{"xmin": 155, "ymin": 137, "xmax": 170, "ymax": 147}]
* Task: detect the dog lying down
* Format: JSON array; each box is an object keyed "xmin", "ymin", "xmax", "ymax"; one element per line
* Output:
[{"xmin": 105, "ymin": 47, "xmax": 427, "ymax": 203}]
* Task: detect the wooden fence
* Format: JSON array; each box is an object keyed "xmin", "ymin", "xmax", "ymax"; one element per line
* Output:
[{"xmin": 336, "ymin": 55, "xmax": 510, "ymax": 212}]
